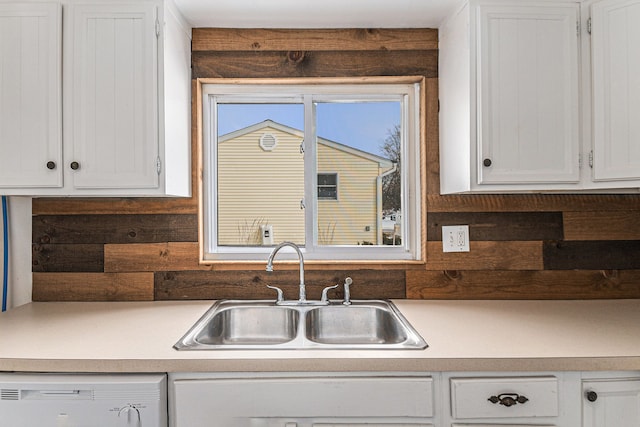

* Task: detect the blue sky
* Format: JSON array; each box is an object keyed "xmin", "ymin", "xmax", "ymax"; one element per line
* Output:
[{"xmin": 217, "ymin": 102, "xmax": 400, "ymax": 157}]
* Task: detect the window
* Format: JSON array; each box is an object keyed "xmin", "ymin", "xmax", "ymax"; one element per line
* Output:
[
  {"xmin": 200, "ymin": 78, "xmax": 422, "ymax": 262},
  {"xmin": 318, "ymin": 173, "xmax": 338, "ymax": 200}
]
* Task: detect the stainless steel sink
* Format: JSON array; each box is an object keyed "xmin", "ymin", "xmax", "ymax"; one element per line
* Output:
[
  {"xmin": 174, "ymin": 299, "xmax": 427, "ymax": 350},
  {"xmin": 305, "ymin": 303, "xmax": 408, "ymax": 345},
  {"xmin": 192, "ymin": 302, "xmax": 300, "ymax": 345},
  {"xmin": 175, "ymin": 301, "xmax": 300, "ymax": 349}
]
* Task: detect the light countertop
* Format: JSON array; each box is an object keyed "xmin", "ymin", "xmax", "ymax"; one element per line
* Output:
[{"xmin": 0, "ymin": 299, "xmax": 639, "ymax": 373}]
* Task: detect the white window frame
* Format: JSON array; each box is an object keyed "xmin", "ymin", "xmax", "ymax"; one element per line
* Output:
[{"xmin": 200, "ymin": 79, "xmax": 422, "ymax": 262}]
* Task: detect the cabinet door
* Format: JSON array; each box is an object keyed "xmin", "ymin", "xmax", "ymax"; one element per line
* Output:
[
  {"xmin": 591, "ymin": 0, "xmax": 640, "ymax": 181},
  {"xmin": 252, "ymin": 422, "xmax": 432, "ymax": 427},
  {"xmin": 0, "ymin": 3, "xmax": 61, "ymax": 188},
  {"xmin": 71, "ymin": 3, "xmax": 159, "ymax": 190},
  {"xmin": 583, "ymin": 378, "xmax": 640, "ymax": 427},
  {"xmin": 313, "ymin": 424, "xmax": 432, "ymax": 426},
  {"xmin": 171, "ymin": 376, "xmax": 433, "ymax": 425},
  {"xmin": 452, "ymin": 425, "xmax": 556, "ymax": 427},
  {"xmin": 477, "ymin": 4, "xmax": 580, "ymax": 185}
]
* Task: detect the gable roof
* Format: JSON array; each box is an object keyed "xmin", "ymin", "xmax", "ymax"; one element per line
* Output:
[{"xmin": 219, "ymin": 119, "xmax": 394, "ymax": 167}]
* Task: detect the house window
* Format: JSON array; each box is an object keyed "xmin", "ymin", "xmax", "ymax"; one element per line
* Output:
[
  {"xmin": 318, "ymin": 173, "xmax": 338, "ymax": 200},
  {"xmin": 200, "ymin": 78, "xmax": 422, "ymax": 262}
]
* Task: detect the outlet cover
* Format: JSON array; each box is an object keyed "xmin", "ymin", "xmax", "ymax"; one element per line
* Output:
[{"xmin": 442, "ymin": 225, "xmax": 470, "ymax": 252}]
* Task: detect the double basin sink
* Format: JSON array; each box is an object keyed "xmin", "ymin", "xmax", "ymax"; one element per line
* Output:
[{"xmin": 174, "ymin": 299, "xmax": 427, "ymax": 350}]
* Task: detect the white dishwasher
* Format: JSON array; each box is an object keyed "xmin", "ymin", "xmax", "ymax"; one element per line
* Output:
[{"xmin": 0, "ymin": 373, "xmax": 167, "ymax": 427}]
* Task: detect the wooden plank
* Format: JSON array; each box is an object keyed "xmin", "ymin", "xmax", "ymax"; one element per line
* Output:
[
  {"xmin": 32, "ymin": 197, "xmax": 197, "ymax": 215},
  {"xmin": 192, "ymin": 28, "xmax": 438, "ymax": 52},
  {"xmin": 425, "ymin": 78, "xmax": 440, "ymax": 196},
  {"xmin": 33, "ymin": 214, "xmax": 198, "ymax": 244},
  {"xmin": 32, "ymin": 244, "xmax": 104, "ymax": 272},
  {"xmin": 544, "ymin": 240, "xmax": 640, "ymax": 270},
  {"xmin": 427, "ymin": 212, "xmax": 563, "ymax": 241},
  {"xmin": 155, "ymin": 269, "xmax": 405, "ymax": 300},
  {"xmin": 425, "ymin": 241, "xmax": 544, "ymax": 271},
  {"xmin": 407, "ymin": 269, "xmax": 640, "ymax": 299},
  {"xmin": 564, "ymin": 211, "xmax": 640, "ymax": 240},
  {"xmin": 105, "ymin": 242, "xmax": 203, "ymax": 272},
  {"xmin": 192, "ymin": 50, "xmax": 438, "ymax": 79},
  {"xmin": 196, "ymin": 75, "xmax": 426, "ymax": 86},
  {"xmin": 33, "ymin": 272, "xmax": 154, "ymax": 301},
  {"xmin": 104, "ymin": 242, "xmax": 421, "ymax": 272},
  {"xmin": 427, "ymin": 194, "xmax": 640, "ymax": 212}
]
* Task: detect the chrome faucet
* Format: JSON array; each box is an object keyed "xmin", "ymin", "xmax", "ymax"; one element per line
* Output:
[{"xmin": 266, "ymin": 242, "xmax": 307, "ymax": 303}]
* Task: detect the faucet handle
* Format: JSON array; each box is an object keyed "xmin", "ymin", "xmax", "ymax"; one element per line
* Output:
[
  {"xmin": 266, "ymin": 285, "xmax": 284, "ymax": 303},
  {"xmin": 320, "ymin": 284, "xmax": 339, "ymax": 304}
]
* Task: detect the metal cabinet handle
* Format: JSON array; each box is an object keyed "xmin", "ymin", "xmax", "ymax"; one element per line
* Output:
[
  {"xmin": 488, "ymin": 393, "xmax": 529, "ymax": 407},
  {"xmin": 70, "ymin": 161, "xmax": 80, "ymax": 170},
  {"xmin": 483, "ymin": 158, "xmax": 492, "ymax": 167},
  {"xmin": 586, "ymin": 390, "xmax": 598, "ymax": 402},
  {"xmin": 46, "ymin": 161, "xmax": 56, "ymax": 170}
]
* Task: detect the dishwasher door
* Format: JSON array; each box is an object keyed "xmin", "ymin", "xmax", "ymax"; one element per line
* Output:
[{"xmin": 0, "ymin": 373, "xmax": 167, "ymax": 427}]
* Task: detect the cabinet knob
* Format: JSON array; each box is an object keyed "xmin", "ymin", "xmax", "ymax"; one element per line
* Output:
[
  {"xmin": 586, "ymin": 390, "xmax": 598, "ymax": 402},
  {"xmin": 46, "ymin": 161, "xmax": 56, "ymax": 170},
  {"xmin": 70, "ymin": 161, "xmax": 80, "ymax": 170},
  {"xmin": 483, "ymin": 158, "xmax": 492, "ymax": 167}
]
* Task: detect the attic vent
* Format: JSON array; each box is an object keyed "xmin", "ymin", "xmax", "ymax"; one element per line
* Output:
[
  {"xmin": 1, "ymin": 389, "xmax": 19, "ymax": 400},
  {"xmin": 259, "ymin": 133, "xmax": 277, "ymax": 151}
]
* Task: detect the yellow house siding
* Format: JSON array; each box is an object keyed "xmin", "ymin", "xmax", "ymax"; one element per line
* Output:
[
  {"xmin": 217, "ymin": 121, "xmax": 389, "ymax": 247},
  {"xmin": 217, "ymin": 126, "xmax": 305, "ymax": 245},
  {"xmin": 317, "ymin": 143, "xmax": 381, "ymax": 245}
]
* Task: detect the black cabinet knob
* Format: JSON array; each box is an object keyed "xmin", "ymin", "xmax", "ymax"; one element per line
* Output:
[
  {"xmin": 46, "ymin": 161, "xmax": 56, "ymax": 170},
  {"xmin": 483, "ymin": 158, "xmax": 492, "ymax": 167},
  {"xmin": 70, "ymin": 161, "xmax": 80, "ymax": 170},
  {"xmin": 586, "ymin": 391, "xmax": 598, "ymax": 402}
]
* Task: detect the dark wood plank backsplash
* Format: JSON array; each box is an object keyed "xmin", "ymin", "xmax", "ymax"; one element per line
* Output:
[{"xmin": 32, "ymin": 28, "xmax": 640, "ymax": 301}]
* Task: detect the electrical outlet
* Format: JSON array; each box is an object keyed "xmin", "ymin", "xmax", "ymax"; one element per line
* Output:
[{"xmin": 442, "ymin": 225, "xmax": 470, "ymax": 252}]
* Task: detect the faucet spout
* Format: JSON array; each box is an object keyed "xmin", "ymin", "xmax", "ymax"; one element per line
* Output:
[{"xmin": 266, "ymin": 242, "xmax": 306, "ymax": 303}]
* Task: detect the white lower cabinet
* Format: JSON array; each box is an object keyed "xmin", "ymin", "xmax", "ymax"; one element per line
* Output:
[
  {"xmin": 450, "ymin": 376, "xmax": 558, "ymax": 419},
  {"xmin": 168, "ymin": 373, "xmax": 437, "ymax": 427},
  {"xmin": 451, "ymin": 425, "xmax": 551, "ymax": 427},
  {"xmin": 168, "ymin": 371, "xmax": 640, "ymax": 427},
  {"xmin": 582, "ymin": 373, "xmax": 640, "ymax": 427},
  {"xmin": 312, "ymin": 425, "xmax": 431, "ymax": 427},
  {"xmin": 443, "ymin": 373, "xmax": 581, "ymax": 427}
]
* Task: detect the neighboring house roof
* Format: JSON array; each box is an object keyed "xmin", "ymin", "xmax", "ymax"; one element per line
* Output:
[{"xmin": 219, "ymin": 119, "xmax": 394, "ymax": 168}]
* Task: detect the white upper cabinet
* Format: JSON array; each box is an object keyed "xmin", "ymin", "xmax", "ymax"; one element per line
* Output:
[
  {"xmin": 71, "ymin": 3, "xmax": 159, "ymax": 190},
  {"xmin": 477, "ymin": 4, "xmax": 580, "ymax": 185},
  {"xmin": 0, "ymin": 0, "xmax": 191, "ymax": 197},
  {"xmin": 0, "ymin": 3, "xmax": 62, "ymax": 189},
  {"xmin": 440, "ymin": 0, "xmax": 581, "ymax": 193},
  {"xmin": 440, "ymin": 0, "xmax": 640, "ymax": 194},
  {"xmin": 590, "ymin": 0, "xmax": 640, "ymax": 182}
]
